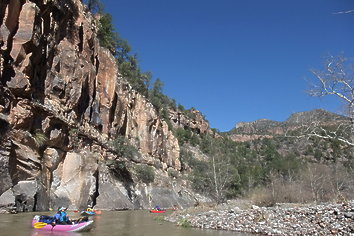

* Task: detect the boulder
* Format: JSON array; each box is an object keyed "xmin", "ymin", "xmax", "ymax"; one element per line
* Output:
[
  {"xmin": 12, "ymin": 180, "xmax": 37, "ymax": 212},
  {"xmin": 0, "ymin": 188, "xmax": 15, "ymax": 213}
]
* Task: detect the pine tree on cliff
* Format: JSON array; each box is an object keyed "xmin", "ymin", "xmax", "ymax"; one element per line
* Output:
[{"xmin": 97, "ymin": 13, "xmax": 120, "ymax": 55}]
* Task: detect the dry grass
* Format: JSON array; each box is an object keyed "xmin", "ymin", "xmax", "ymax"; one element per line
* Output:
[{"xmin": 250, "ymin": 163, "xmax": 354, "ymax": 207}]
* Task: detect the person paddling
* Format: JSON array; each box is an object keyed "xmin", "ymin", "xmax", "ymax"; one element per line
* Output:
[
  {"xmin": 154, "ymin": 205, "xmax": 161, "ymax": 211},
  {"xmin": 54, "ymin": 207, "xmax": 71, "ymax": 224}
]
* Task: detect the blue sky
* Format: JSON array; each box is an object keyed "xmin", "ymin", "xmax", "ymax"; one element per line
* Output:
[{"xmin": 100, "ymin": 0, "xmax": 354, "ymax": 131}]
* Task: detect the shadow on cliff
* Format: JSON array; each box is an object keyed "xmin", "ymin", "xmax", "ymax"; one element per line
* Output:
[{"xmin": 107, "ymin": 160, "xmax": 135, "ymax": 199}]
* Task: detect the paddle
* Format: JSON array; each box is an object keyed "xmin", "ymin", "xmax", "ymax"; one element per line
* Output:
[{"xmin": 33, "ymin": 222, "xmax": 48, "ymax": 229}]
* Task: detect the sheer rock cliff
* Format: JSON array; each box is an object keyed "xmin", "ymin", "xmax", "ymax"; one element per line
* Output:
[{"xmin": 0, "ymin": 0, "xmax": 205, "ymax": 212}]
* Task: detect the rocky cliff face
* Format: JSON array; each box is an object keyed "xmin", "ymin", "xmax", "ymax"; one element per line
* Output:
[
  {"xmin": 0, "ymin": 0, "xmax": 200, "ymax": 213},
  {"xmin": 169, "ymin": 108, "xmax": 209, "ymax": 134},
  {"xmin": 229, "ymin": 119, "xmax": 283, "ymax": 142}
]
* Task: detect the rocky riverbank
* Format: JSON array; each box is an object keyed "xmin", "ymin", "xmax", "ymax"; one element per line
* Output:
[{"xmin": 166, "ymin": 200, "xmax": 354, "ymax": 235}]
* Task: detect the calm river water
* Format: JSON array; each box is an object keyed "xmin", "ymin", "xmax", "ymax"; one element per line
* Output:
[{"xmin": 0, "ymin": 210, "xmax": 248, "ymax": 236}]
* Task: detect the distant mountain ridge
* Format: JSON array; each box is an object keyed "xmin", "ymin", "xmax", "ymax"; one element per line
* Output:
[
  {"xmin": 227, "ymin": 109, "xmax": 348, "ymax": 142},
  {"xmin": 285, "ymin": 109, "xmax": 348, "ymax": 124}
]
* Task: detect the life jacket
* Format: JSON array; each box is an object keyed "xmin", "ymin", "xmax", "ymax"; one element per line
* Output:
[
  {"xmin": 54, "ymin": 211, "xmax": 69, "ymax": 223},
  {"xmin": 39, "ymin": 215, "xmax": 54, "ymax": 224}
]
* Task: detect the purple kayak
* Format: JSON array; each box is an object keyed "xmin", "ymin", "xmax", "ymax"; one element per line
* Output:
[{"xmin": 32, "ymin": 215, "xmax": 94, "ymax": 232}]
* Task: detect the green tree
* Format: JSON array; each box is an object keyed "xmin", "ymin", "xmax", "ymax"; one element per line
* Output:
[
  {"xmin": 148, "ymin": 78, "xmax": 176, "ymax": 122},
  {"xmin": 97, "ymin": 13, "xmax": 119, "ymax": 54},
  {"xmin": 174, "ymin": 128, "xmax": 192, "ymax": 146},
  {"xmin": 119, "ymin": 55, "xmax": 151, "ymax": 96},
  {"xmin": 178, "ymin": 104, "xmax": 185, "ymax": 111},
  {"xmin": 189, "ymin": 135, "xmax": 243, "ymax": 202},
  {"xmin": 116, "ymin": 39, "xmax": 132, "ymax": 64}
]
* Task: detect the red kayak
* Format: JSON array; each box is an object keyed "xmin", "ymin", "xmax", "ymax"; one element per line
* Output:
[
  {"xmin": 150, "ymin": 210, "xmax": 166, "ymax": 213},
  {"xmin": 93, "ymin": 210, "xmax": 102, "ymax": 215}
]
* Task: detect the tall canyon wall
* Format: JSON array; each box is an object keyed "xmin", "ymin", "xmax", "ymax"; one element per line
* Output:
[{"xmin": 0, "ymin": 0, "xmax": 204, "ymax": 212}]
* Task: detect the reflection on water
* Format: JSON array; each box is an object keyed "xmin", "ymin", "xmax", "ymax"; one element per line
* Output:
[
  {"xmin": 0, "ymin": 210, "xmax": 249, "ymax": 236},
  {"xmin": 31, "ymin": 231, "xmax": 81, "ymax": 236}
]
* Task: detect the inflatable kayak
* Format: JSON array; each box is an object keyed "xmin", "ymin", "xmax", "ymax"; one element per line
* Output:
[
  {"xmin": 32, "ymin": 215, "xmax": 94, "ymax": 232},
  {"xmin": 150, "ymin": 210, "xmax": 166, "ymax": 213}
]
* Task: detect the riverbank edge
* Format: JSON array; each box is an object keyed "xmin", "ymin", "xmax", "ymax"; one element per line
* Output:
[{"xmin": 165, "ymin": 200, "xmax": 354, "ymax": 235}]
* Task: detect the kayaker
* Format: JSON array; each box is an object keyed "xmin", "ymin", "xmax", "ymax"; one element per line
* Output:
[
  {"xmin": 54, "ymin": 207, "xmax": 71, "ymax": 224},
  {"xmin": 86, "ymin": 205, "xmax": 94, "ymax": 212}
]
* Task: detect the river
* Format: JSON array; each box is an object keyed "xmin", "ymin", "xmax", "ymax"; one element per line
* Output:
[{"xmin": 0, "ymin": 210, "xmax": 248, "ymax": 236}]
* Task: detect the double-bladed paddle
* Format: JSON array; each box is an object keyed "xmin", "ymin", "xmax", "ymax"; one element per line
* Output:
[{"xmin": 33, "ymin": 222, "xmax": 48, "ymax": 229}]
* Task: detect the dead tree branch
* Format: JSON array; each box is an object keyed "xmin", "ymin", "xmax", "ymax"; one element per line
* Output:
[{"xmin": 305, "ymin": 55, "xmax": 354, "ymax": 146}]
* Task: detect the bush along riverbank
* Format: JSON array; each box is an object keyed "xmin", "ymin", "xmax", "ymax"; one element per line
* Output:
[{"xmin": 166, "ymin": 200, "xmax": 354, "ymax": 235}]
